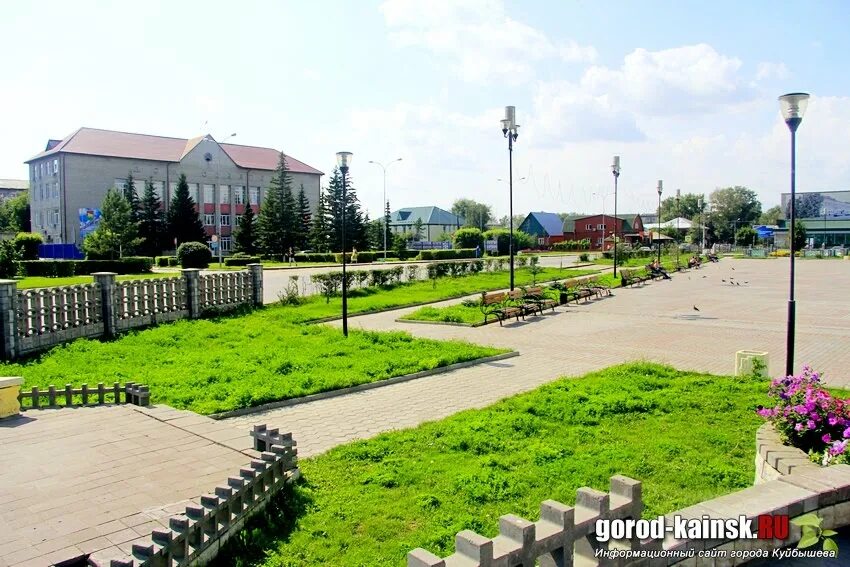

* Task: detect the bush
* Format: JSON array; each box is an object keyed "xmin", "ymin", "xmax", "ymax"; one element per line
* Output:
[
  {"xmin": 0, "ymin": 240, "xmax": 20, "ymax": 278},
  {"xmin": 482, "ymin": 229, "xmax": 534, "ymax": 255},
  {"xmin": 417, "ymin": 249, "xmax": 476, "ymax": 261},
  {"xmin": 452, "ymin": 228, "xmax": 484, "ymax": 250},
  {"xmin": 17, "ymin": 258, "xmax": 154, "ymax": 277},
  {"xmin": 224, "ymin": 255, "xmax": 261, "ymax": 267},
  {"xmin": 579, "ymin": 253, "xmax": 589, "ymax": 262},
  {"xmin": 155, "ymin": 256, "xmax": 176, "ymax": 268},
  {"xmin": 334, "ymin": 251, "xmax": 376, "ymax": 264},
  {"xmin": 15, "ymin": 232, "xmax": 43, "ymax": 260},
  {"xmin": 553, "ymin": 239, "xmax": 591, "ymax": 252},
  {"xmin": 177, "ymin": 242, "xmax": 213, "ymax": 269},
  {"xmin": 294, "ymin": 253, "xmax": 336, "ymax": 263}
]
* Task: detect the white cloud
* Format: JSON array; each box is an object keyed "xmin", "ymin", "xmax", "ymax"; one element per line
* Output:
[
  {"xmin": 754, "ymin": 61, "xmax": 790, "ymax": 82},
  {"xmin": 379, "ymin": 0, "xmax": 596, "ymax": 84}
]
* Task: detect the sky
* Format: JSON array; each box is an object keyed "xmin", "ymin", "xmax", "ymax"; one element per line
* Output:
[{"xmin": 2, "ymin": 0, "xmax": 849, "ymax": 219}]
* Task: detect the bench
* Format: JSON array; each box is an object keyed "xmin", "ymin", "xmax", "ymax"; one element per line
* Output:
[
  {"xmin": 481, "ymin": 291, "xmax": 524, "ymax": 326},
  {"xmin": 581, "ymin": 276, "xmax": 612, "ymax": 299},
  {"xmin": 620, "ymin": 269, "xmax": 650, "ymax": 287},
  {"xmin": 521, "ymin": 286, "xmax": 558, "ymax": 314}
]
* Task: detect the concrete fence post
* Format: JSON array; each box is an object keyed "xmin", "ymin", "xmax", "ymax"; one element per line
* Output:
[
  {"xmin": 248, "ymin": 264, "xmax": 263, "ymax": 307},
  {"xmin": 182, "ymin": 269, "xmax": 201, "ymax": 319},
  {"xmin": 92, "ymin": 272, "xmax": 117, "ymax": 338},
  {"xmin": 0, "ymin": 280, "xmax": 19, "ymax": 360}
]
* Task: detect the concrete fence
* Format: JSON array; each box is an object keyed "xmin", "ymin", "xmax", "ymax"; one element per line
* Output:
[
  {"xmin": 0, "ymin": 264, "xmax": 263, "ymax": 360},
  {"xmin": 18, "ymin": 381, "xmax": 150, "ymax": 410},
  {"xmin": 409, "ymin": 465, "xmax": 850, "ymax": 566},
  {"xmin": 89, "ymin": 425, "xmax": 299, "ymax": 567}
]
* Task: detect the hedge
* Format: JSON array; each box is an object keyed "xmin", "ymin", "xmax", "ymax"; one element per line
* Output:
[
  {"xmin": 15, "ymin": 233, "xmax": 43, "ymax": 260},
  {"xmin": 417, "ymin": 248, "xmax": 477, "ymax": 260},
  {"xmin": 334, "ymin": 251, "xmax": 377, "ymax": 263},
  {"xmin": 18, "ymin": 257, "xmax": 154, "ymax": 277},
  {"xmin": 293, "ymin": 253, "xmax": 336, "ymax": 263},
  {"xmin": 224, "ymin": 255, "xmax": 261, "ymax": 267}
]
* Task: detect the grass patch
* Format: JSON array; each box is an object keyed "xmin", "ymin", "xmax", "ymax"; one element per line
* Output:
[
  {"xmin": 216, "ymin": 363, "xmax": 773, "ymax": 566},
  {"xmin": 7, "ymin": 305, "xmax": 504, "ymax": 414},
  {"xmin": 16, "ymin": 273, "xmax": 179, "ymax": 289},
  {"xmin": 287, "ymin": 267, "xmax": 596, "ymax": 323}
]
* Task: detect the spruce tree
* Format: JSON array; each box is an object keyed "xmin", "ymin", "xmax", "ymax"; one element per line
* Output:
[
  {"xmin": 384, "ymin": 199, "xmax": 393, "ymax": 255},
  {"xmin": 234, "ymin": 201, "xmax": 257, "ymax": 254},
  {"xmin": 280, "ymin": 183, "xmax": 298, "ymax": 252},
  {"xmin": 296, "ymin": 184, "xmax": 312, "ymax": 250},
  {"xmin": 309, "ymin": 190, "xmax": 332, "ymax": 252},
  {"xmin": 257, "ymin": 152, "xmax": 292, "ymax": 257},
  {"xmin": 123, "ymin": 171, "xmax": 141, "ymax": 222},
  {"xmin": 138, "ymin": 178, "xmax": 166, "ymax": 257},
  {"xmin": 325, "ymin": 167, "xmax": 367, "ymax": 252},
  {"xmin": 167, "ymin": 173, "xmax": 206, "ymax": 246}
]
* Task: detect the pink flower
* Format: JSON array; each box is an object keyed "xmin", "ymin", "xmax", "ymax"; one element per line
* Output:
[{"xmin": 823, "ymin": 434, "xmax": 832, "ymax": 443}]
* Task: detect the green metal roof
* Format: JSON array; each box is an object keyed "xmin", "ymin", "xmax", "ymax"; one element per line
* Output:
[{"xmin": 389, "ymin": 206, "xmax": 465, "ymax": 226}]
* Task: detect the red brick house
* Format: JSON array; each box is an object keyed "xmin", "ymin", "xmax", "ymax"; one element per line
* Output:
[{"xmin": 562, "ymin": 213, "xmax": 645, "ymax": 249}]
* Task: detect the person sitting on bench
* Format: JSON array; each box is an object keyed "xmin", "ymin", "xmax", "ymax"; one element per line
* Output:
[
  {"xmin": 688, "ymin": 255, "xmax": 701, "ymax": 269},
  {"xmin": 650, "ymin": 260, "xmax": 672, "ymax": 280},
  {"xmin": 707, "ymin": 252, "xmax": 719, "ymax": 263}
]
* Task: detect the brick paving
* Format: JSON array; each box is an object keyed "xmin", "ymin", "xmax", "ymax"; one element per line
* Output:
[
  {"xmin": 226, "ymin": 258, "xmax": 850, "ymax": 457},
  {"xmin": 0, "ymin": 405, "xmax": 257, "ymax": 567}
]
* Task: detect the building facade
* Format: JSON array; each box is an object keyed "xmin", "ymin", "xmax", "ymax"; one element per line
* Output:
[
  {"xmin": 25, "ymin": 128, "xmax": 323, "ymax": 251},
  {"xmin": 563, "ymin": 213, "xmax": 645, "ymax": 249},
  {"xmin": 518, "ymin": 212, "xmax": 565, "ymax": 245},
  {"xmin": 773, "ymin": 190, "xmax": 850, "ymax": 248},
  {"xmin": 389, "ymin": 206, "xmax": 465, "ymax": 242},
  {"xmin": 0, "ymin": 179, "xmax": 28, "ymax": 201}
]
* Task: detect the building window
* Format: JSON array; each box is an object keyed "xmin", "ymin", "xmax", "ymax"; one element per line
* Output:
[
  {"xmin": 40, "ymin": 163, "xmax": 45, "ymax": 177},
  {"xmin": 50, "ymin": 209, "xmax": 60, "ymax": 226},
  {"xmin": 220, "ymin": 214, "xmax": 231, "ymax": 226},
  {"xmin": 169, "ymin": 182, "xmax": 178, "ymax": 202},
  {"xmin": 53, "ymin": 159, "xmax": 59, "ymax": 174},
  {"xmin": 233, "ymin": 185, "xmax": 245, "ymax": 205},
  {"xmin": 249, "ymin": 186, "xmax": 260, "ymax": 205},
  {"xmin": 114, "ymin": 178, "xmax": 127, "ymax": 190},
  {"xmin": 234, "ymin": 215, "xmax": 241, "ymax": 226},
  {"xmin": 31, "ymin": 165, "xmax": 36, "ymax": 180},
  {"xmin": 597, "ymin": 224, "xmax": 606, "ymax": 231},
  {"xmin": 221, "ymin": 237, "xmax": 232, "ymax": 252},
  {"xmin": 188, "ymin": 183, "xmax": 199, "ymax": 204},
  {"xmin": 203, "ymin": 184, "xmax": 215, "ymax": 204},
  {"xmin": 35, "ymin": 211, "xmax": 42, "ymax": 227},
  {"xmin": 204, "ymin": 214, "xmax": 215, "ymax": 226},
  {"xmin": 586, "ymin": 224, "xmax": 593, "ymax": 230},
  {"xmin": 219, "ymin": 185, "xmax": 230, "ymax": 204}
]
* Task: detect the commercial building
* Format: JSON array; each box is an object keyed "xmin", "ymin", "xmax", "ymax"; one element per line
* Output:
[
  {"xmin": 563, "ymin": 213, "xmax": 646, "ymax": 249},
  {"xmin": 25, "ymin": 127, "xmax": 323, "ymax": 250},
  {"xmin": 389, "ymin": 206, "xmax": 464, "ymax": 242},
  {"xmin": 774, "ymin": 190, "xmax": 850, "ymax": 248}
]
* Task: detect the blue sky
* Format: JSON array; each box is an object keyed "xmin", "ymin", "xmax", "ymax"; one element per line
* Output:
[{"xmin": 2, "ymin": 0, "xmax": 848, "ymax": 218}]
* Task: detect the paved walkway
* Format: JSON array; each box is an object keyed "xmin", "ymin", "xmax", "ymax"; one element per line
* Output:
[
  {"xmin": 226, "ymin": 258, "xmax": 850, "ymax": 457},
  {"xmin": 0, "ymin": 405, "xmax": 257, "ymax": 567}
]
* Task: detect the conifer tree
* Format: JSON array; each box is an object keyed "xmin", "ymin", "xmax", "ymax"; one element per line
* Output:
[
  {"xmin": 308, "ymin": 190, "xmax": 333, "ymax": 252},
  {"xmin": 257, "ymin": 152, "xmax": 293, "ymax": 257},
  {"xmin": 296, "ymin": 184, "xmax": 312, "ymax": 250},
  {"xmin": 138, "ymin": 178, "xmax": 166, "ymax": 256},
  {"xmin": 123, "ymin": 171, "xmax": 141, "ymax": 222},
  {"xmin": 166, "ymin": 173, "xmax": 206, "ymax": 246},
  {"xmin": 234, "ymin": 199, "xmax": 257, "ymax": 255},
  {"xmin": 325, "ymin": 167, "xmax": 368, "ymax": 252}
]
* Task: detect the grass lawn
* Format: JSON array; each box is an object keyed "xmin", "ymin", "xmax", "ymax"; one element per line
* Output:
[
  {"xmin": 284, "ymin": 267, "xmax": 597, "ymax": 323},
  {"xmin": 7, "ymin": 305, "xmax": 504, "ymax": 414},
  {"xmin": 214, "ymin": 363, "xmax": 773, "ymax": 566},
  {"xmin": 16, "ymin": 272, "xmax": 180, "ymax": 289},
  {"xmin": 401, "ymin": 273, "xmax": 623, "ymax": 326}
]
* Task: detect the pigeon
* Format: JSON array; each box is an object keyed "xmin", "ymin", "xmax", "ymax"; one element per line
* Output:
[
  {"xmin": 693, "ymin": 305, "xmax": 700, "ymax": 311},
  {"xmin": 702, "ymin": 275, "xmax": 707, "ymax": 278},
  {"xmin": 736, "ymin": 282, "xmax": 740, "ymax": 286},
  {"xmin": 722, "ymin": 279, "xmax": 726, "ymax": 282},
  {"xmin": 744, "ymin": 281, "xmax": 749, "ymax": 284},
  {"xmin": 731, "ymin": 267, "xmax": 735, "ymax": 270}
]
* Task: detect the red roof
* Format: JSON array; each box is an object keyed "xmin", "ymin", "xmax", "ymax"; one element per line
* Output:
[{"xmin": 26, "ymin": 127, "xmax": 323, "ymax": 175}]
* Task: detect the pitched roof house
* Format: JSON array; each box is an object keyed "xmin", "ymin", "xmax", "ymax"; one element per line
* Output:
[
  {"xmin": 389, "ymin": 206, "xmax": 465, "ymax": 242},
  {"xmin": 519, "ymin": 211, "xmax": 565, "ymax": 244}
]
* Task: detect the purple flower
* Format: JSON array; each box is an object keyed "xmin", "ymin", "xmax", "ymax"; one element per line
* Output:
[
  {"xmin": 823, "ymin": 434, "xmax": 833, "ymax": 443},
  {"xmin": 830, "ymin": 440, "xmax": 848, "ymax": 456},
  {"xmin": 795, "ymin": 423, "xmax": 805, "ymax": 431},
  {"xmin": 807, "ymin": 420, "xmax": 816, "ymax": 430}
]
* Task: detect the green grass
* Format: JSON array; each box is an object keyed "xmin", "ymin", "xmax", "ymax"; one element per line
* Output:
[
  {"xmin": 215, "ymin": 363, "xmax": 771, "ymax": 566},
  {"xmin": 7, "ymin": 304, "xmax": 504, "ymax": 415},
  {"xmin": 285, "ymin": 267, "xmax": 597, "ymax": 323},
  {"xmin": 16, "ymin": 272, "xmax": 180, "ymax": 289}
]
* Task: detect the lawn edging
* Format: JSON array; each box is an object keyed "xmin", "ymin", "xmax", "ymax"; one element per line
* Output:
[
  {"xmin": 209, "ymin": 350, "xmax": 519, "ymax": 420},
  {"xmin": 755, "ymin": 422, "xmax": 818, "ymax": 484}
]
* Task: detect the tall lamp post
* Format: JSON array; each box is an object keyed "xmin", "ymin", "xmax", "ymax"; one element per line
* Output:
[
  {"xmin": 779, "ymin": 92, "xmax": 810, "ymax": 376},
  {"xmin": 501, "ymin": 106, "xmax": 520, "ymax": 290},
  {"xmin": 656, "ymin": 180, "xmax": 663, "ymax": 264},
  {"xmin": 676, "ymin": 189, "xmax": 681, "ymax": 267},
  {"xmin": 368, "ymin": 158, "xmax": 402, "ymax": 260},
  {"xmin": 215, "ymin": 132, "xmax": 237, "ymax": 266},
  {"xmin": 698, "ymin": 197, "xmax": 704, "ymax": 251},
  {"xmin": 337, "ymin": 151, "xmax": 353, "ymax": 337},
  {"xmin": 612, "ymin": 156, "xmax": 621, "ymax": 277}
]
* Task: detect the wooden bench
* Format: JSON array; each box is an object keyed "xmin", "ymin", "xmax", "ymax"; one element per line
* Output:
[
  {"xmin": 620, "ymin": 269, "xmax": 650, "ymax": 287},
  {"xmin": 521, "ymin": 286, "xmax": 558, "ymax": 314},
  {"xmin": 562, "ymin": 285, "xmax": 595, "ymax": 304},
  {"xmin": 581, "ymin": 276, "xmax": 612, "ymax": 299},
  {"xmin": 481, "ymin": 291, "xmax": 524, "ymax": 325}
]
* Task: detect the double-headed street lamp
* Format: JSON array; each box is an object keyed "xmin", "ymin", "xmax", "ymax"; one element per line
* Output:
[
  {"xmin": 779, "ymin": 92, "xmax": 810, "ymax": 376},
  {"xmin": 368, "ymin": 158, "xmax": 402, "ymax": 260},
  {"xmin": 656, "ymin": 180, "xmax": 663, "ymax": 264},
  {"xmin": 336, "ymin": 151, "xmax": 353, "ymax": 337},
  {"xmin": 501, "ymin": 106, "xmax": 519, "ymax": 290},
  {"xmin": 611, "ymin": 156, "xmax": 621, "ymax": 277}
]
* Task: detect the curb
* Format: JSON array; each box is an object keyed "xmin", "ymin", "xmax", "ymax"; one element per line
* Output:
[
  {"xmin": 210, "ymin": 350, "xmax": 519, "ymax": 420},
  {"xmin": 395, "ymin": 317, "xmax": 488, "ymax": 328}
]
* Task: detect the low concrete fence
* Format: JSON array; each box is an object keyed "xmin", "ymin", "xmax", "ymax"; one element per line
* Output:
[
  {"xmin": 0, "ymin": 265, "xmax": 263, "ymax": 360},
  {"xmin": 18, "ymin": 381, "xmax": 150, "ymax": 410},
  {"xmin": 89, "ymin": 425, "xmax": 299, "ymax": 567},
  {"xmin": 755, "ymin": 423, "xmax": 819, "ymax": 483},
  {"xmin": 409, "ymin": 465, "xmax": 850, "ymax": 566}
]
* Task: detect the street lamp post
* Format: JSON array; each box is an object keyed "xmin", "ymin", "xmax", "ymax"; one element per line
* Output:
[
  {"xmin": 368, "ymin": 158, "xmax": 402, "ymax": 260},
  {"xmin": 337, "ymin": 151, "xmax": 353, "ymax": 337},
  {"xmin": 612, "ymin": 156, "xmax": 620, "ymax": 277},
  {"xmin": 501, "ymin": 106, "xmax": 520, "ymax": 290},
  {"xmin": 676, "ymin": 189, "xmax": 681, "ymax": 268},
  {"xmin": 779, "ymin": 92, "xmax": 810, "ymax": 376},
  {"xmin": 656, "ymin": 180, "xmax": 663, "ymax": 264},
  {"xmin": 214, "ymin": 132, "xmax": 237, "ymax": 266}
]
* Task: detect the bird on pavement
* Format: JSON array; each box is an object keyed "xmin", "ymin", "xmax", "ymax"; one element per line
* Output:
[
  {"xmin": 702, "ymin": 275, "xmax": 707, "ymax": 278},
  {"xmin": 722, "ymin": 279, "xmax": 726, "ymax": 282},
  {"xmin": 736, "ymin": 282, "xmax": 740, "ymax": 286},
  {"xmin": 744, "ymin": 281, "xmax": 749, "ymax": 284},
  {"xmin": 731, "ymin": 267, "xmax": 735, "ymax": 270},
  {"xmin": 693, "ymin": 305, "xmax": 700, "ymax": 311}
]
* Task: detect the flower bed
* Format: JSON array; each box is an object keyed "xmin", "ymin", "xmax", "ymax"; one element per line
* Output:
[{"xmin": 757, "ymin": 366, "xmax": 850, "ymax": 466}]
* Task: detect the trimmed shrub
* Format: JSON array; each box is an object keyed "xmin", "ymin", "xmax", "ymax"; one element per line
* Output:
[
  {"xmin": 452, "ymin": 228, "xmax": 484, "ymax": 250},
  {"xmin": 155, "ymin": 256, "xmax": 174, "ymax": 267},
  {"xmin": 334, "ymin": 251, "xmax": 376, "ymax": 264},
  {"xmin": 0, "ymin": 240, "xmax": 20, "ymax": 278},
  {"xmin": 72, "ymin": 258, "xmax": 153, "ymax": 275},
  {"xmin": 224, "ymin": 255, "xmax": 261, "ymax": 267},
  {"xmin": 417, "ymin": 248, "xmax": 476, "ymax": 261},
  {"xmin": 15, "ymin": 232, "xmax": 43, "ymax": 260},
  {"xmin": 177, "ymin": 242, "xmax": 212, "ymax": 269}
]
